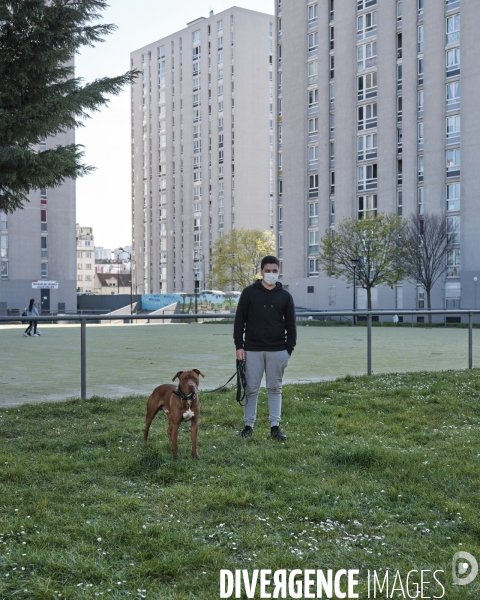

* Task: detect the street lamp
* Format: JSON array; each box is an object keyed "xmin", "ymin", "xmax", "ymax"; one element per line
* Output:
[
  {"xmin": 193, "ymin": 265, "xmax": 200, "ymax": 321},
  {"xmin": 112, "ymin": 249, "xmax": 124, "ymax": 295},
  {"xmin": 350, "ymin": 258, "xmax": 359, "ymax": 325},
  {"xmin": 474, "ymin": 277, "xmax": 478, "ymax": 310}
]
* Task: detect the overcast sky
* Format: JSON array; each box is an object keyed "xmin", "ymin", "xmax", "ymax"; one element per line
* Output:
[{"xmin": 75, "ymin": 0, "xmax": 274, "ymax": 249}]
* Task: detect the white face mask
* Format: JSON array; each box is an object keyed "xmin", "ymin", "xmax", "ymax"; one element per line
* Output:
[{"xmin": 263, "ymin": 272, "xmax": 279, "ymax": 286}]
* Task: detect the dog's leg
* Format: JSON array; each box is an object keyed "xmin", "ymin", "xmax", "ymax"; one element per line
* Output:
[
  {"xmin": 191, "ymin": 418, "xmax": 199, "ymax": 459},
  {"xmin": 144, "ymin": 400, "xmax": 163, "ymax": 441},
  {"xmin": 170, "ymin": 422, "xmax": 180, "ymax": 459}
]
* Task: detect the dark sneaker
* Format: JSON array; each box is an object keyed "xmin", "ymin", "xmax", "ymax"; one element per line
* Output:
[
  {"xmin": 271, "ymin": 426, "xmax": 287, "ymax": 440},
  {"xmin": 240, "ymin": 425, "xmax": 253, "ymax": 438}
]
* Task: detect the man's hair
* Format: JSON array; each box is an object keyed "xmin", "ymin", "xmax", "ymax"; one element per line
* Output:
[{"xmin": 261, "ymin": 255, "xmax": 279, "ymax": 269}]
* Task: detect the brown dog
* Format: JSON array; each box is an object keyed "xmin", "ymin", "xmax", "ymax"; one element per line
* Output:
[{"xmin": 143, "ymin": 369, "xmax": 205, "ymax": 459}]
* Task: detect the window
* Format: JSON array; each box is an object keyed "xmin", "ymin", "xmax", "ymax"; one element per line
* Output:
[
  {"xmin": 193, "ymin": 30, "xmax": 200, "ymax": 43},
  {"xmin": 309, "ymin": 174, "xmax": 319, "ymax": 196},
  {"xmin": 418, "ymin": 0, "xmax": 424, "ymax": 14},
  {"xmin": 418, "ymin": 58, "xmax": 424, "ymax": 84},
  {"xmin": 330, "ymin": 26, "xmax": 334, "ymax": 50},
  {"xmin": 418, "ymin": 90, "xmax": 424, "ymax": 114},
  {"xmin": 446, "ymin": 115, "xmax": 460, "ymax": 143},
  {"xmin": 397, "ymin": 127, "xmax": 403, "ymax": 152},
  {"xmin": 446, "ymin": 48, "xmax": 460, "ymax": 75},
  {"xmin": 447, "ymin": 13, "xmax": 460, "ymax": 44},
  {"xmin": 193, "ymin": 140, "xmax": 201, "ymax": 154},
  {"xmin": 218, "ymin": 36, "xmax": 223, "ymax": 50},
  {"xmin": 418, "ymin": 155, "xmax": 424, "ymax": 181},
  {"xmin": 329, "ymin": 55, "xmax": 334, "ymax": 79},
  {"xmin": 357, "ymin": 133, "xmax": 377, "ymax": 161},
  {"xmin": 446, "ymin": 148, "xmax": 460, "ymax": 176},
  {"xmin": 447, "ymin": 216, "xmax": 460, "ymax": 245},
  {"xmin": 358, "ymin": 194, "xmax": 377, "ymax": 219},
  {"xmin": 329, "ymin": 112, "xmax": 335, "ymax": 136},
  {"xmin": 397, "ymin": 1, "xmax": 402, "ymax": 23},
  {"xmin": 397, "ymin": 190, "xmax": 403, "ymax": 216},
  {"xmin": 308, "ymin": 89, "xmax": 318, "ymax": 108},
  {"xmin": 308, "ymin": 4, "xmax": 318, "ymax": 22},
  {"xmin": 0, "ymin": 212, "xmax": 7, "ymax": 230},
  {"xmin": 158, "ymin": 45, "xmax": 166, "ymax": 59},
  {"xmin": 357, "ymin": 72, "xmax": 377, "ymax": 101},
  {"xmin": 41, "ymin": 236, "xmax": 47, "ymax": 259},
  {"xmin": 308, "ymin": 145, "xmax": 318, "ymax": 165},
  {"xmin": 397, "ymin": 159, "xmax": 403, "ymax": 184},
  {"xmin": 218, "ymin": 101, "xmax": 223, "ymax": 112},
  {"xmin": 330, "ymin": 83, "xmax": 335, "ymax": 106},
  {"xmin": 193, "ymin": 46, "xmax": 200, "ymax": 61},
  {"xmin": 309, "ymin": 259, "xmax": 319, "ymax": 275},
  {"xmin": 218, "ymin": 52, "xmax": 223, "ymax": 64},
  {"xmin": 447, "ymin": 183, "xmax": 460, "ymax": 211},
  {"xmin": 397, "ymin": 33, "xmax": 402, "ymax": 58},
  {"xmin": 308, "ymin": 230, "xmax": 319, "ymax": 253},
  {"xmin": 308, "ymin": 60, "xmax": 318, "ymax": 85},
  {"xmin": 357, "ymin": 102, "xmax": 377, "ymax": 131},
  {"xmin": 357, "ymin": 164, "xmax": 377, "ymax": 191},
  {"xmin": 193, "ymin": 124, "xmax": 201, "ymax": 139},
  {"xmin": 418, "ymin": 122, "xmax": 424, "ymax": 148},
  {"xmin": 218, "ymin": 20, "xmax": 223, "ymax": 32},
  {"xmin": 41, "ymin": 209, "xmax": 47, "ymax": 232},
  {"xmin": 357, "ymin": 42, "xmax": 376, "ymax": 71},
  {"xmin": 447, "ymin": 248, "xmax": 460, "ymax": 277},
  {"xmin": 0, "ymin": 234, "xmax": 8, "ymax": 258},
  {"xmin": 309, "ymin": 202, "xmax": 319, "ymax": 226},
  {"xmin": 446, "ymin": 81, "xmax": 460, "ymax": 107},
  {"xmin": 330, "ymin": 171, "xmax": 335, "ymax": 195},
  {"xmin": 357, "ymin": 0, "xmax": 377, "ymax": 10},
  {"xmin": 308, "ymin": 118, "xmax": 318, "ymax": 136},
  {"xmin": 218, "ymin": 85, "xmax": 223, "ymax": 96},
  {"xmin": 218, "ymin": 149, "xmax": 224, "ymax": 163},
  {"xmin": 308, "ymin": 32, "xmax": 318, "ymax": 52},
  {"xmin": 193, "ymin": 63, "xmax": 200, "ymax": 76},
  {"xmin": 357, "ymin": 11, "xmax": 377, "ymax": 39},
  {"xmin": 418, "ymin": 25, "xmax": 424, "ymax": 52},
  {"xmin": 397, "ymin": 64, "xmax": 403, "ymax": 91},
  {"xmin": 418, "ymin": 187, "xmax": 424, "ymax": 215},
  {"xmin": 193, "ymin": 77, "xmax": 201, "ymax": 91}
]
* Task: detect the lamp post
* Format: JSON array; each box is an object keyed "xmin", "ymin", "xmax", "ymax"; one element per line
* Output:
[
  {"xmin": 474, "ymin": 277, "xmax": 478, "ymax": 310},
  {"xmin": 113, "ymin": 249, "xmax": 124, "ymax": 295},
  {"xmin": 350, "ymin": 258, "xmax": 359, "ymax": 325},
  {"xmin": 193, "ymin": 265, "xmax": 200, "ymax": 322}
]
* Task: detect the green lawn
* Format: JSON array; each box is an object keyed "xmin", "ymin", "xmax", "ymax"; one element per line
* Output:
[
  {"xmin": 2, "ymin": 322, "xmax": 480, "ymax": 407},
  {"xmin": 1, "ymin": 370, "xmax": 480, "ymax": 598}
]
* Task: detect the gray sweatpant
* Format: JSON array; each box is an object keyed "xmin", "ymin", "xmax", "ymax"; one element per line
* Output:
[{"xmin": 244, "ymin": 350, "xmax": 290, "ymax": 428}]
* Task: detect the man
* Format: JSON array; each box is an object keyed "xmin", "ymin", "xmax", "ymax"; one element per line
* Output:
[{"xmin": 234, "ymin": 255, "xmax": 296, "ymax": 440}]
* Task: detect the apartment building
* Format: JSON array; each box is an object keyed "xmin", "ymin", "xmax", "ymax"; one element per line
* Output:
[
  {"xmin": 131, "ymin": 7, "xmax": 274, "ymax": 294},
  {"xmin": 0, "ymin": 130, "xmax": 77, "ymax": 314},
  {"xmin": 277, "ymin": 0, "xmax": 480, "ymax": 312},
  {"xmin": 76, "ymin": 225, "xmax": 95, "ymax": 293}
]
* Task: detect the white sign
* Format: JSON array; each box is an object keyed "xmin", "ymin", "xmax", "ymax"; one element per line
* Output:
[{"xmin": 32, "ymin": 280, "xmax": 58, "ymax": 289}]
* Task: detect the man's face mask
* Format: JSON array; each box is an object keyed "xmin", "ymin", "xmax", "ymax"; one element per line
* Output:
[{"xmin": 263, "ymin": 272, "xmax": 279, "ymax": 285}]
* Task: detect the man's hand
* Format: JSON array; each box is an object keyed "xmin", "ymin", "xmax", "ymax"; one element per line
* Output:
[{"xmin": 236, "ymin": 349, "xmax": 246, "ymax": 361}]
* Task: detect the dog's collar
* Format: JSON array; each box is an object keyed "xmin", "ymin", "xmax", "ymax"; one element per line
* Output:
[{"xmin": 173, "ymin": 387, "xmax": 196, "ymax": 402}]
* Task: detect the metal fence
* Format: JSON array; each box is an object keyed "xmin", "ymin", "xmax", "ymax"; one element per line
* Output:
[{"xmin": 1, "ymin": 309, "xmax": 479, "ymax": 400}]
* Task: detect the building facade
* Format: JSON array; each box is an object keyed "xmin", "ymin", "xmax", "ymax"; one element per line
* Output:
[
  {"xmin": 277, "ymin": 0, "xmax": 480, "ymax": 312},
  {"xmin": 131, "ymin": 7, "xmax": 274, "ymax": 294},
  {"xmin": 0, "ymin": 131, "xmax": 77, "ymax": 314},
  {"xmin": 76, "ymin": 225, "xmax": 95, "ymax": 293}
]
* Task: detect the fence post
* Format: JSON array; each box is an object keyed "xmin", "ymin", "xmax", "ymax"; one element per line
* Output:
[
  {"xmin": 81, "ymin": 318, "xmax": 87, "ymax": 400},
  {"xmin": 367, "ymin": 312, "xmax": 372, "ymax": 375},
  {"xmin": 469, "ymin": 312, "xmax": 473, "ymax": 369}
]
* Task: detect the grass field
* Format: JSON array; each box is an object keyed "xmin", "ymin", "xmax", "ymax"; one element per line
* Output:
[
  {"xmin": 1, "ymin": 370, "xmax": 480, "ymax": 599},
  {"xmin": 2, "ymin": 322, "xmax": 480, "ymax": 407}
]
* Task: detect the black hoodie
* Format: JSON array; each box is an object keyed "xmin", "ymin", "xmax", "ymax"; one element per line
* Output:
[{"xmin": 233, "ymin": 280, "xmax": 297, "ymax": 354}]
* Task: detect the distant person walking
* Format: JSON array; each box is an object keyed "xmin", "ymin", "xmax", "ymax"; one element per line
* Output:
[
  {"xmin": 23, "ymin": 299, "xmax": 40, "ymax": 337},
  {"xmin": 234, "ymin": 255, "xmax": 297, "ymax": 440}
]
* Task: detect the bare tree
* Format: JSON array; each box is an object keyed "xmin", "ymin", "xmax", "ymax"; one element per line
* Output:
[
  {"xmin": 319, "ymin": 213, "xmax": 408, "ymax": 310},
  {"xmin": 401, "ymin": 212, "xmax": 449, "ymax": 323}
]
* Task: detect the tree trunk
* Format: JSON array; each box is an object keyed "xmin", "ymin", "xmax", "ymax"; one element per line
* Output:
[
  {"xmin": 427, "ymin": 289, "xmax": 432, "ymax": 325},
  {"xmin": 367, "ymin": 286, "xmax": 372, "ymax": 311}
]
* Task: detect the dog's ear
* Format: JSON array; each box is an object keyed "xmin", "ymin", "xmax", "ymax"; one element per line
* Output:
[
  {"xmin": 193, "ymin": 369, "xmax": 205, "ymax": 378},
  {"xmin": 172, "ymin": 371, "xmax": 184, "ymax": 381}
]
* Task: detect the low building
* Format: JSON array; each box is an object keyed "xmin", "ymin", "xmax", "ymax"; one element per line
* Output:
[
  {"xmin": 94, "ymin": 272, "xmax": 131, "ymax": 295},
  {"xmin": 76, "ymin": 224, "xmax": 95, "ymax": 293}
]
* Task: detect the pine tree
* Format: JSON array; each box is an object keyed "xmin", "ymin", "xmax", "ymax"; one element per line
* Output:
[{"xmin": 0, "ymin": 0, "xmax": 138, "ymax": 213}]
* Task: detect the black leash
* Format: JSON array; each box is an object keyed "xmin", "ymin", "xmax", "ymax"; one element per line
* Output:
[{"xmin": 201, "ymin": 360, "xmax": 247, "ymax": 406}]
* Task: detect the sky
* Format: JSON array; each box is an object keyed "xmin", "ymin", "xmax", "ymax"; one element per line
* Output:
[{"xmin": 75, "ymin": 0, "xmax": 274, "ymax": 249}]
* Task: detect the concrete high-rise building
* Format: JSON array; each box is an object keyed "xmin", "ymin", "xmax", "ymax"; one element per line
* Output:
[
  {"xmin": 0, "ymin": 131, "xmax": 77, "ymax": 315},
  {"xmin": 131, "ymin": 7, "xmax": 274, "ymax": 295},
  {"xmin": 277, "ymin": 0, "xmax": 479, "ymax": 313},
  {"xmin": 76, "ymin": 225, "xmax": 95, "ymax": 293}
]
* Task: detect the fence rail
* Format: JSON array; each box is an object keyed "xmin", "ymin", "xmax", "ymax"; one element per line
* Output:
[{"xmin": 2, "ymin": 310, "xmax": 478, "ymax": 400}]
